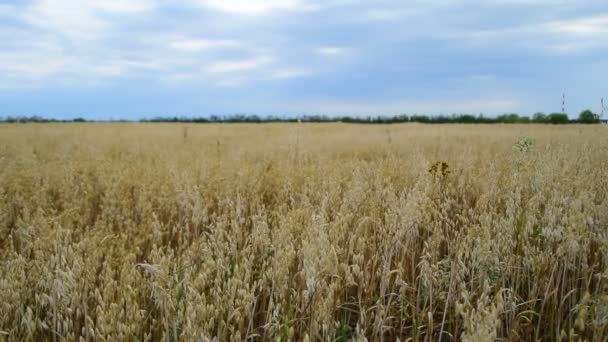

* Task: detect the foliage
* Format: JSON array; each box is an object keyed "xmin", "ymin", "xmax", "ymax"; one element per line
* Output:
[
  {"xmin": 2, "ymin": 112, "xmax": 602, "ymax": 124},
  {"xmin": 428, "ymin": 161, "xmax": 451, "ymax": 177},
  {"xmin": 514, "ymin": 136, "xmax": 534, "ymax": 153},
  {"xmin": 578, "ymin": 109, "xmax": 600, "ymax": 123},
  {"xmin": 497, "ymin": 113, "xmax": 521, "ymax": 123},
  {"xmin": 533, "ymin": 112, "xmax": 548, "ymax": 123},
  {"xmin": 0, "ymin": 116, "xmax": 87, "ymax": 123},
  {"xmin": 548, "ymin": 112, "xmax": 570, "ymax": 124}
]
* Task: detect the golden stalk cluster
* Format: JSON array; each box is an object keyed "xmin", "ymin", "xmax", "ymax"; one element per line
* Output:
[{"xmin": 0, "ymin": 123, "xmax": 607, "ymax": 341}]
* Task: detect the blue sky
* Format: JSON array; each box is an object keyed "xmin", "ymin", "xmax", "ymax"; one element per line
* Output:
[{"xmin": 0, "ymin": 0, "xmax": 607, "ymax": 119}]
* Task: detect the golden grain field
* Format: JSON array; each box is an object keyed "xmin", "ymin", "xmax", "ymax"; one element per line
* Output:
[{"xmin": 1, "ymin": 123, "xmax": 607, "ymax": 341}]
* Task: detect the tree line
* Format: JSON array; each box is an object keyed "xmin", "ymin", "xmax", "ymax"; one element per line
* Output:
[{"xmin": 1, "ymin": 110, "xmax": 603, "ymax": 124}]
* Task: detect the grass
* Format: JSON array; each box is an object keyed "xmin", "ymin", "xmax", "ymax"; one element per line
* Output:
[{"xmin": 0, "ymin": 123, "xmax": 607, "ymax": 341}]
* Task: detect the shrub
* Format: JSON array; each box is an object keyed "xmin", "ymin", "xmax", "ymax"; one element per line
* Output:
[
  {"xmin": 497, "ymin": 113, "xmax": 521, "ymax": 123},
  {"xmin": 514, "ymin": 136, "xmax": 534, "ymax": 153},
  {"xmin": 533, "ymin": 112, "xmax": 548, "ymax": 123},
  {"xmin": 548, "ymin": 112, "xmax": 569, "ymax": 124},
  {"xmin": 578, "ymin": 109, "xmax": 600, "ymax": 123}
]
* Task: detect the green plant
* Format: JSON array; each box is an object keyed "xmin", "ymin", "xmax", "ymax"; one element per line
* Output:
[
  {"xmin": 533, "ymin": 112, "xmax": 548, "ymax": 123},
  {"xmin": 548, "ymin": 112, "xmax": 569, "ymax": 124},
  {"xmin": 578, "ymin": 109, "xmax": 600, "ymax": 124},
  {"xmin": 334, "ymin": 320, "xmax": 353, "ymax": 341},
  {"xmin": 514, "ymin": 136, "xmax": 534, "ymax": 153},
  {"xmin": 429, "ymin": 161, "xmax": 451, "ymax": 177}
]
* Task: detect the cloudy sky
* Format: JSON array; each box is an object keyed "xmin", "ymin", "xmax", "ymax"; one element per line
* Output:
[{"xmin": 0, "ymin": 0, "xmax": 607, "ymax": 119}]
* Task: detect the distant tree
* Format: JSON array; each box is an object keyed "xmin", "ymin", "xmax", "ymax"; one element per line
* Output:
[
  {"xmin": 578, "ymin": 109, "xmax": 600, "ymax": 123},
  {"xmin": 476, "ymin": 114, "xmax": 495, "ymax": 123},
  {"xmin": 410, "ymin": 115, "xmax": 430, "ymax": 123},
  {"xmin": 548, "ymin": 113, "xmax": 569, "ymax": 124},
  {"xmin": 459, "ymin": 114, "xmax": 477, "ymax": 123},
  {"xmin": 395, "ymin": 114, "xmax": 409, "ymax": 123},
  {"xmin": 3, "ymin": 112, "xmax": 599, "ymax": 124},
  {"xmin": 532, "ymin": 112, "xmax": 547, "ymax": 123},
  {"xmin": 433, "ymin": 115, "xmax": 450, "ymax": 123},
  {"xmin": 497, "ymin": 113, "xmax": 521, "ymax": 123}
]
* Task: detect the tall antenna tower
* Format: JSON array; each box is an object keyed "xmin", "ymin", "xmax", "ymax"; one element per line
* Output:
[
  {"xmin": 561, "ymin": 92, "xmax": 566, "ymax": 113},
  {"xmin": 602, "ymin": 97, "xmax": 606, "ymax": 125}
]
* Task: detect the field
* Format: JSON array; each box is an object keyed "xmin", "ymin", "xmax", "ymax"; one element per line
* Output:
[{"xmin": 1, "ymin": 123, "xmax": 607, "ymax": 341}]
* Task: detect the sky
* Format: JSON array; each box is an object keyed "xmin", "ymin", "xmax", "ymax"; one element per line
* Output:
[{"xmin": 0, "ymin": 0, "xmax": 607, "ymax": 119}]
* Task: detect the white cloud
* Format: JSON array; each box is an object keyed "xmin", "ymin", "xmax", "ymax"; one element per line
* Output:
[
  {"xmin": 170, "ymin": 38, "xmax": 242, "ymax": 51},
  {"xmin": 23, "ymin": 1, "xmax": 108, "ymax": 41},
  {"xmin": 270, "ymin": 68, "xmax": 310, "ymax": 79},
  {"xmin": 191, "ymin": 0, "xmax": 314, "ymax": 16},
  {"xmin": 318, "ymin": 46, "xmax": 347, "ymax": 56},
  {"xmin": 447, "ymin": 14, "xmax": 608, "ymax": 54},
  {"xmin": 206, "ymin": 55, "xmax": 273, "ymax": 73},
  {"xmin": 0, "ymin": 55, "xmax": 68, "ymax": 79},
  {"xmin": 94, "ymin": 1, "xmax": 156, "ymax": 14},
  {"xmin": 3, "ymin": 0, "xmax": 607, "ymax": 99},
  {"xmin": 0, "ymin": 32, "xmax": 164, "ymax": 87},
  {"xmin": 361, "ymin": 8, "xmax": 422, "ymax": 21},
  {"xmin": 293, "ymin": 98, "xmax": 519, "ymax": 115},
  {"xmin": 216, "ymin": 77, "xmax": 249, "ymax": 87},
  {"xmin": 542, "ymin": 15, "xmax": 608, "ymax": 35},
  {"xmin": 364, "ymin": 9, "xmax": 400, "ymax": 20},
  {"xmin": 1, "ymin": 56, "xmax": 153, "ymax": 81},
  {"xmin": 21, "ymin": 0, "xmax": 156, "ymax": 41}
]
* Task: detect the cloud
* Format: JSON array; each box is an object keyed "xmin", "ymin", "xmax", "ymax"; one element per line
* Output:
[
  {"xmin": 2, "ymin": 0, "xmax": 608, "ymax": 116},
  {"xmin": 216, "ymin": 77, "xmax": 249, "ymax": 87},
  {"xmin": 292, "ymin": 98, "xmax": 519, "ymax": 115},
  {"xmin": 360, "ymin": 8, "xmax": 424, "ymax": 21},
  {"xmin": 0, "ymin": 24, "xmax": 164, "ymax": 87},
  {"xmin": 445, "ymin": 14, "xmax": 608, "ymax": 54},
  {"xmin": 318, "ymin": 47, "xmax": 347, "ymax": 56},
  {"xmin": 270, "ymin": 68, "xmax": 311, "ymax": 79},
  {"xmin": 190, "ymin": 0, "xmax": 315, "ymax": 16},
  {"xmin": 169, "ymin": 38, "xmax": 242, "ymax": 51},
  {"xmin": 92, "ymin": 1, "xmax": 157, "ymax": 14},
  {"xmin": 364, "ymin": 9, "xmax": 402, "ymax": 20},
  {"xmin": 22, "ymin": 1, "xmax": 108, "ymax": 41},
  {"xmin": 542, "ymin": 15, "xmax": 608, "ymax": 35},
  {"xmin": 206, "ymin": 55, "xmax": 273, "ymax": 73},
  {"xmin": 20, "ymin": 0, "xmax": 156, "ymax": 41},
  {"xmin": 0, "ymin": 51, "xmax": 162, "ymax": 86}
]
